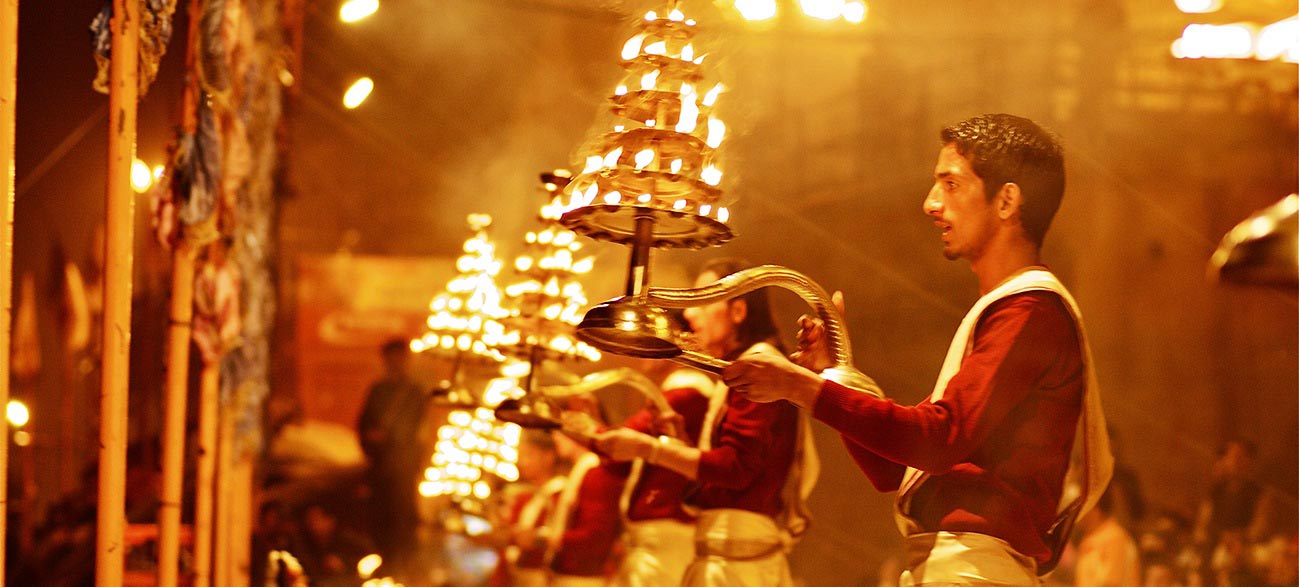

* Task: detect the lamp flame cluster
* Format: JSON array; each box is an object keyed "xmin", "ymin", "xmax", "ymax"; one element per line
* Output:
[
  {"xmin": 558, "ymin": 3, "xmax": 734, "ymax": 249},
  {"xmin": 410, "ymin": 214, "xmax": 510, "ymax": 360},
  {"xmin": 421, "ymin": 400, "xmax": 525, "ymax": 502},
  {"xmin": 501, "ymin": 172, "xmax": 603, "ymax": 363}
]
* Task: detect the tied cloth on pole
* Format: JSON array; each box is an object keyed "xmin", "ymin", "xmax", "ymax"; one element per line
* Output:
[
  {"xmin": 89, "ymin": 0, "xmax": 180, "ymax": 96},
  {"xmin": 152, "ymin": 98, "xmax": 222, "ymax": 250}
]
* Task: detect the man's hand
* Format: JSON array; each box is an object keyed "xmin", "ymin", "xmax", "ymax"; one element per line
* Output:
[
  {"xmin": 789, "ymin": 290, "xmax": 845, "ymax": 373},
  {"xmin": 722, "ymin": 353, "xmax": 824, "ymax": 411},
  {"xmin": 592, "ymin": 428, "xmax": 654, "ymax": 462}
]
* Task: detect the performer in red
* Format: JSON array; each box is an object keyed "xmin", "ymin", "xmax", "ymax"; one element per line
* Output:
[
  {"xmin": 547, "ymin": 406, "xmax": 626, "ymax": 587},
  {"xmin": 610, "ymin": 367, "xmax": 715, "ymax": 587},
  {"xmin": 595, "ymin": 258, "xmax": 818, "ymax": 587},
  {"xmin": 723, "ymin": 114, "xmax": 1113, "ymax": 586}
]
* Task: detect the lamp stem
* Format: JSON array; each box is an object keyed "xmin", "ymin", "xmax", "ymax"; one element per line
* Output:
[
  {"xmin": 626, "ymin": 211, "xmax": 654, "ymax": 298},
  {"xmin": 525, "ymin": 345, "xmax": 543, "ymax": 393}
]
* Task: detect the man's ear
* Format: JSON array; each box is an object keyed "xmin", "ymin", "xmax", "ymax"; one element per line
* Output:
[
  {"xmin": 997, "ymin": 182, "xmax": 1022, "ymax": 221},
  {"xmin": 728, "ymin": 299, "xmax": 748, "ymax": 326}
]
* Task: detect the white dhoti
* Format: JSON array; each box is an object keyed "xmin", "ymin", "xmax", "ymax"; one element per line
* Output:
[
  {"xmin": 552, "ymin": 574, "xmax": 610, "ymax": 587},
  {"xmin": 613, "ymin": 519, "xmax": 696, "ymax": 587},
  {"xmin": 512, "ymin": 567, "xmax": 550, "ymax": 587},
  {"xmin": 681, "ymin": 509, "xmax": 791, "ymax": 587},
  {"xmin": 899, "ymin": 532, "xmax": 1039, "ymax": 587}
]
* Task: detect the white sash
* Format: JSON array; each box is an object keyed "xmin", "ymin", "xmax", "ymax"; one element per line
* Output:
[
  {"xmin": 894, "ymin": 269, "xmax": 1113, "ymax": 541},
  {"xmin": 546, "ymin": 451, "xmax": 603, "ymax": 558}
]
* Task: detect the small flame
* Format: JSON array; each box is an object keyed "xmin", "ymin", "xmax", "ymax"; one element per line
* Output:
[
  {"xmin": 582, "ymin": 155, "xmax": 602, "ymax": 173},
  {"xmin": 645, "ymin": 41, "xmax": 667, "ymax": 56},
  {"xmin": 681, "ymin": 44, "xmax": 695, "ymax": 61},
  {"xmin": 701, "ymin": 165, "xmax": 723, "ymax": 186},
  {"xmin": 669, "ymin": 159, "xmax": 683, "ymax": 173},
  {"xmin": 706, "ymin": 118, "xmax": 726, "ymax": 148},
  {"xmin": 718, "ymin": 207, "xmax": 730, "ymax": 222},
  {"xmin": 669, "ymin": 8, "xmax": 685, "ymax": 21},
  {"xmin": 700, "ymin": 204, "xmax": 712, "ymax": 216},
  {"xmin": 603, "ymin": 147, "xmax": 623, "ymax": 168},
  {"xmin": 614, "ymin": 85, "xmax": 628, "ymax": 96},
  {"xmin": 673, "ymin": 199, "xmax": 687, "ymax": 210},
  {"xmin": 634, "ymin": 149, "xmax": 655, "ymax": 170},
  {"xmin": 640, "ymin": 70, "xmax": 660, "ymax": 91},
  {"xmin": 676, "ymin": 93, "xmax": 700, "ymax": 133},
  {"xmin": 702, "ymin": 84, "xmax": 724, "ymax": 107},
  {"xmin": 638, "ymin": 193, "xmax": 653, "ymax": 203},
  {"xmin": 645, "ymin": 10, "xmax": 657, "ymax": 20},
  {"xmin": 621, "ymin": 34, "xmax": 645, "ymax": 60},
  {"xmin": 604, "ymin": 190, "xmax": 623, "ymax": 204}
]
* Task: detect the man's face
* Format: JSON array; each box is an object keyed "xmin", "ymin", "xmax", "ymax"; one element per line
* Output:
[
  {"xmin": 923, "ymin": 144, "xmax": 999, "ymax": 262},
  {"xmin": 682, "ymin": 270, "xmax": 741, "ymax": 359}
]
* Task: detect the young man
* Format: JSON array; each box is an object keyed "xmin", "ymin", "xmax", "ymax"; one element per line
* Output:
[{"xmin": 723, "ymin": 114, "xmax": 1113, "ymax": 586}]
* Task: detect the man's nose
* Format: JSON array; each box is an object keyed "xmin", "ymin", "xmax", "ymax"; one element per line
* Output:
[{"xmin": 923, "ymin": 188, "xmax": 942, "ymax": 215}]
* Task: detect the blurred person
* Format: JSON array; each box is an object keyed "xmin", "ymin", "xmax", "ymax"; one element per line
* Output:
[
  {"xmin": 252, "ymin": 501, "xmax": 299, "ymax": 587},
  {"xmin": 1142, "ymin": 557, "xmax": 1181, "ymax": 587},
  {"xmin": 1193, "ymin": 440, "xmax": 1272, "ymax": 548},
  {"xmin": 1076, "ymin": 489, "xmax": 1141, "ymax": 587},
  {"xmin": 548, "ymin": 406, "xmax": 626, "ymax": 587},
  {"xmin": 610, "ymin": 367, "xmax": 716, "ymax": 587},
  {"xmin": 723, "ymin": 114, "xmax": 1113, "ymax": 586},
  {"xmin": 490, "ymin": 430, "xmax": 566, "ymax": 587},
  {"xmin": 292, "ymin": 504, "xmax": 375, "ymax": 587},
  {"xmin": 595, "ymin": 257, "xmax": 817, "ymax": 587},
  {"xmin": 357, "ymin": 338, "xmax": 429, "ymax": 579}
]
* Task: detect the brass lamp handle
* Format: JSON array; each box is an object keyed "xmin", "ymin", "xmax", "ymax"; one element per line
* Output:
[{"xmin": 649, "ymin": 265, "xmax": 882, "ymax": 397}]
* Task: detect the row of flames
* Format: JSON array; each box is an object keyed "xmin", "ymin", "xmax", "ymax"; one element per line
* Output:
[{"xmin": 417, "ymin": 1, "xmax": 739, "ymax": 510}]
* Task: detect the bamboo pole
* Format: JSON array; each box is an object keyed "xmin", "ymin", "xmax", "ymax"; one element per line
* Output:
[
  {"xmin": 193, "ymin": 361, "xmax": 219, "ymax": 587},
  {"xmin": 96, "ymin": 0, "xmax": 139, "ymax": 583},
  {"xmin": 157, "ymin": 1, "xmax": 203, "ymax": 584},
  {"xmin": 157, "ymin": 243, "xmax": 195, "ymax": 587},
  {"xmin": 231, "ymin": 453, "xmax": 254, "ymax": 587},
  {"xmin": 0, "ymin": 0, "xmax": 18, "ymax": 582},
  {"xmin": 213, "ymin": 401, "xmax": 233, "ymax": 587}
]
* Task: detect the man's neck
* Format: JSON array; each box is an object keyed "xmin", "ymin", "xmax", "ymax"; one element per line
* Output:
[{"xmin": 970, "ymin": 240, "xmax": 1043, "ymax": 295}]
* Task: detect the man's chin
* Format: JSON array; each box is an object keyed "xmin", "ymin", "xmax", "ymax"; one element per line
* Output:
[{"xmin": 942, "ymin": 248, "xmax": 960, "ymax": 261}]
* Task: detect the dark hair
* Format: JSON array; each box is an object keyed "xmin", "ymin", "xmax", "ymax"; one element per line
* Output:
[
  {"xmin": 1218, "ymin": 438, "xmax": 1257, "ymax": 458},
  {"xmin": 522, "ymin": 430, "xmax": 557, "ymax": 452},
  {"xmin": 698, "ymin": 257, "xmax": 786, "ymax": 361},
  {"xmin": 381, "ymin": 338, "xmax": 409, "ymax": 357},
  {"xmin": 940, "ymin": 114, "xmax": 1065, "ymax": 247}
]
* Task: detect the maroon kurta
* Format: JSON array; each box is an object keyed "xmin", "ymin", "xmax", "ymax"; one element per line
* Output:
[
  {"xmin": 551, "ymin": 461, "xmax": 626, "ymax": 577},
  {"xmin": 622, "ymin": 386, "xmax": 712, "ymax": 522},
  {"xmin": 812, "ymin": 291, "xmax": 1084, "ymax": 564},
  {"xmin": 694, "ymin": 382, "xmax": 801, "ymax": 518}
]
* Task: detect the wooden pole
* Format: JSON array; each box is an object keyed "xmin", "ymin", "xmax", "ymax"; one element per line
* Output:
[
  {"xmin": 213, "ymin": 401, "xmax": 233, "ymax": 587},
  {"xmin": 0, "ymin": 0, "xmax": 18, "ymax": 582},
  {"xmin": 96, "ymin": 0, "xmax": 139, "ymax": 583},
  {"xmin": 157, "ymin": 244, "xmax": 195, "ymax": 587},
  {"xmin": 231, "ymin": 453, "xmax": 254, "ymax": 587},
  {"xmin": 193, "ymin": 361, "xmax": 219, "ymax": 587},
  {"xmin": 158, "ymin": 2, "xmax": 203, "ymax": 584}
]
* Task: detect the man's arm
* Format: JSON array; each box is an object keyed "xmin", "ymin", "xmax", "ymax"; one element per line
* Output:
[{"xmin": 728, "ymin": 292, "xmax": 1079, "ymax": 474}]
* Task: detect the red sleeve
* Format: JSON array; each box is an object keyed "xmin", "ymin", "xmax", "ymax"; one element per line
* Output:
[
  {"xmin": 840, "ymin": 433, "xmax": 905, "ymax": 492},
  {"xmin": 696, "ymin": 393, "xmax": 796, "ymax": 489},
  {"xmin": 620, "ymin": 386, "xmax": 711, "ymax": 444},
  {"xmin": 557, "ymin": 464, "xmax": 623, "ymax": 560},
  {"xmin": 813, "ymin": 292, "xmax": 1077, "ymax": 475}
]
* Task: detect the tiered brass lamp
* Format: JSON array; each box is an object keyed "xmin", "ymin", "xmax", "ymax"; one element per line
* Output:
[{"xmin": 560, "ymin": 1, "xmax": 878, "ymax": 395}]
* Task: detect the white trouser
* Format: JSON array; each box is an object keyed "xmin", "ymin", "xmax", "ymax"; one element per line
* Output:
[
  {"xmin": 552, "ymin": 574, "xmax": 609, "ymax": 587},
  {"xmin": 613, "ymin": 519, "xmax": 696, "ymax": 587},
  {"xmin": 513, "ymin": 567, "xmax": 549, "ymax": 587},
  {"xmin": 681, "ymin": 509, "xmax": 791, "ymax": 587},
  {"xmin": 899, "ymin": 531, "xmax": 1039, "ymax": 587}
]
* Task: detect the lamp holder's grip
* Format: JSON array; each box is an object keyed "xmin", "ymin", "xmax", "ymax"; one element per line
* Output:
[{"xmin": 651, "ymin": 265, "xmax": 882, "ymax": 397}]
